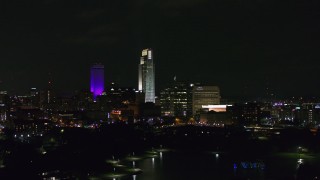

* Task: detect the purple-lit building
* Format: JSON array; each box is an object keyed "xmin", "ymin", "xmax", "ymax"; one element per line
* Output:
[{"xmin": 90, "ymin": 64, "xmax": 104, "ymax": 101}]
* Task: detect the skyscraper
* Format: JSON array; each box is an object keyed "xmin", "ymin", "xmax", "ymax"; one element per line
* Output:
[
  {"xmin": 138, "ymin": 48, "xmax": 155, "ymax": 103},
  {"xmin": 90, "ymin": 64, "xmax": 104, "ymax": 101},
  {"xmin": 160, "ymin": 81, "xmax": 193, "ymax": 117}
]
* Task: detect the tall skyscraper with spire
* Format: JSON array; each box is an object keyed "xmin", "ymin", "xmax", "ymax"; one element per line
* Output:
[
  {"xmin": 90, "ymin": 64, "xmax": 104, "ymax": 101},
  {"xmin": 138, "ymin": 48, "xmax": 155, "ymax": 103}
]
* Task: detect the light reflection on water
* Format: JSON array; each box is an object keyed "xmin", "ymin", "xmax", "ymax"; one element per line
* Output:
[
  {"xmin": 41, "ymin": 151, "xmax": 319, "ymax": 180},
  {"xmin": 125, "ymin": 151, "xmax": 310, "ymax": 180},
  {"xmin": 131, "ymin": 151, "xmax": 250, "ymax": 180}
]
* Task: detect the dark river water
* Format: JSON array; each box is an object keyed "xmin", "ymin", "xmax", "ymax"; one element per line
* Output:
[
  {"xmin": 35, "ymin": 149, "xmax": 320, "ymax": 179},
  {"xmin": 132, "ymin": 151, "xmax": 241, "ymax": 180},
  {"xmin": 118, "ymin": 150, "xmax": 307, "ymax": 180}
]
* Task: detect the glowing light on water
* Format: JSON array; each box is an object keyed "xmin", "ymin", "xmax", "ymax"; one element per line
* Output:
[
  {"xmin": 133, "ymin": 175, "xmax": 136, "ymax": 180},
  {"xmin": 160, "ymin": 152, "xmax": 163, "ymax": 160},
  {"xmin": 233, "ymin": 163, "xmax": 237, "ymax": 174}
]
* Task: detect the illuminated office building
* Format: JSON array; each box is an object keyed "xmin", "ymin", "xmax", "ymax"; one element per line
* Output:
[
  {"xmin": 138, "ymin": 48, "xmax": 155, "ymax": 103},
  {"xmin": 90, "ymin": 64, "xmax": 105, "ymax": 101},
  {"xmin": 192, "ymin": 85, "xmax": 220, "ymax": 115},
  {"xmin": 160, "ymin": 81, "xmax": 192, "ymax": 117}
]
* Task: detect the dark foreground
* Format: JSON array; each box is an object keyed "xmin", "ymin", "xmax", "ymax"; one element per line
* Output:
[{"xmin": 1, "ymin": 124, "xmax": 320, "ymax": 179}]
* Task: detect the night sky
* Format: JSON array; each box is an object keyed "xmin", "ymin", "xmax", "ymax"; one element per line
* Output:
[{"xmin": 1, "ymin": 0, "xmax": 319, "ymax": 98}]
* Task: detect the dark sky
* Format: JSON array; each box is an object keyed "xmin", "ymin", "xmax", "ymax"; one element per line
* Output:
[{"xmin": 0, "ymin": 0, "xmax": 319, "ymax": 98}]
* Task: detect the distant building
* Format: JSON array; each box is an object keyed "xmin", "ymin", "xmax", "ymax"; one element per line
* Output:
[
  {"xmin": 30, "ymin": 88, "xmax": 40, "ymax": 107},
  {"xmin": 39, "ymin": 76, "xmax": 55, "ymax": 108},
  {"xmin": 200, "ymin": 111, "xmax": 233, "ymax": 126},
  {"xmin": 192, "ymin": 85, "xmax": 220, "ymax": 115},
  {"xmin": 90, "ymin": 64, "xmax": 105, "ymax": 101},
  {"xmin": 138, "ymin": 49, "xmax": 155, "ymax": 103},
  {"xmin": 74, "ymin": 90, "xmax": 93, "ymax": 110},
  {"xmin": 160, "ymin": 81, "xmax": 192, "ymax": 117},
  {"xmin": 0, "ymin": 91, "xmax": 9, "ymax": 121},
  {"xmin": 104, "ymin": 83, "xmax": 136, "ymax": 106},
  {"xmin": 228, "ymin": 102, "xmax": 261, "ymax": 125},
  {"xmin": 202, "ymin": 105, "xmax": 231, "ymax": 112},
  {"xmin": 15, "ymin": 107, "xmax": 44, "ymax": 121},
  {"xmin": 97, "ymin": 83, "xmax": 137, "ymax": 111},
  {"xmin": 0, "ymin": 91, "xmax": 8, "ymax": 105},
  {"xmin": 274, "ymin": 103, "xmax": 320, "ymax": 126},
  {"xmin": 139, "ymin": 102, "xmax": 161, "ymax": 119}
]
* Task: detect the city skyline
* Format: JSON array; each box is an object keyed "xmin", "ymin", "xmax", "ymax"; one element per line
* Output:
[
  {"xmin": 2, "ymin": 1, "xmax": 320, "ymax": 179},
  {"xmin": 0, "ymin": 1, "xmax": 320, "ymax": 98},
  {"xmin": 0, "ymin": 58, "xmax": 320, "ymax": 100}
]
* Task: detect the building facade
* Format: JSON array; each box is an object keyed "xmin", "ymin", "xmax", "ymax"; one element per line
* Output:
[
  {"xmin": 138, "ymin": 49, "xmax": 155, "ymax": 103},
  {"xmin": 90, "ymin": 64, "xmax": 104, "ymax": 101},
  {"xmin": 0, "ymin": 91, "xmax": 8, "ymax": 121},
  {"xmin": 192, "ymin": 85, "xmax": 220, "ymax": 115},
  {"xmin": 160, "ymin": 81, "xmax": 193, "ymax": 117},
  {"xmin": 228, "ymin": 102, "xmax": 261, "ymax": 125}
]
